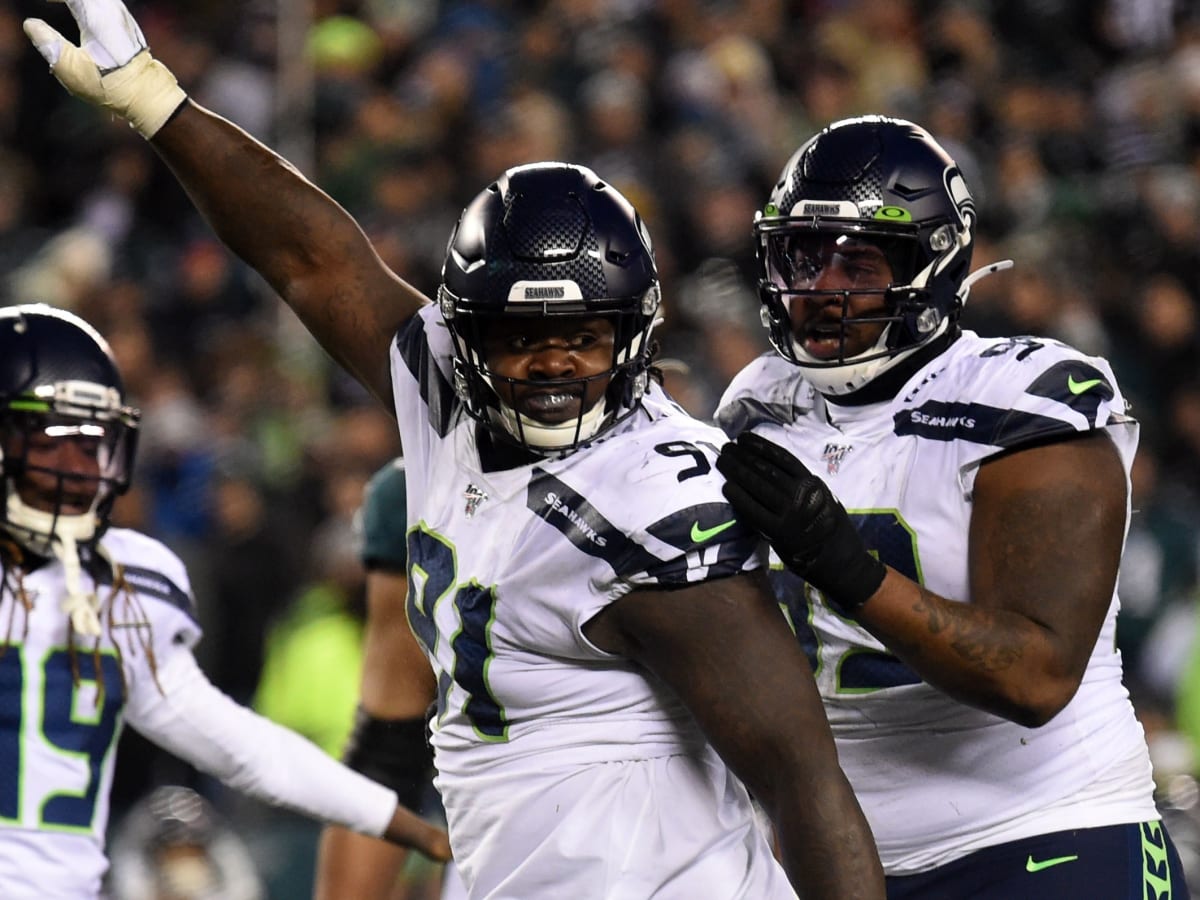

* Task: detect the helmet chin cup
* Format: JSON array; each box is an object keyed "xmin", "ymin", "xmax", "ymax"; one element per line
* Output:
[
  {"xmin": 489, "ymin": 395, "xmax": 611, "ymax": 452},
  {"xmin": 792, "ymin": 319, "xmax": 951, "ymax": 396},
  {"xmin": 5, "ymin": 489, "xmax": 98, "ymax": 557}
]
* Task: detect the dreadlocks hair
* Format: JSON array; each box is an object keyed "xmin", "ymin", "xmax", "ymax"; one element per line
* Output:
[
  {"xmin": 0, "ymin": 537, "xmax": 33, "ymax": 662},
  {"xmin": 0, "ymin": 543, "xmax": 164, "ymax": 702}
]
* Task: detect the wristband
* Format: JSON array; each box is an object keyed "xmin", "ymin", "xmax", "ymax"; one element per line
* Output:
[
  {"xmin": 99, "ymin": 51, "xmax": 188, "ymax": 138},
  {"xmin": 818, "ymin": 553, "xmax": 886, "ymax": 619},
  {"xmin": 342, "ymin": 706, "xmax": 433, "ymax": 811},
  {"xmin": 41, "ymin": 37, "xmax": 186, "ymax": 139}
]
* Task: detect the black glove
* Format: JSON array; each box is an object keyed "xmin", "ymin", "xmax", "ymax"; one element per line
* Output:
[{"xmin": 716, "ymin": 432, "xmax": 886, "ymax": 617}]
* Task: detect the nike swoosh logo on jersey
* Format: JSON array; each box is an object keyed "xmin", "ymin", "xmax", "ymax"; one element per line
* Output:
[
  {"xmin": 1025, "ymin": 854, "xmax": 1079, "ymax": 873},
  {"xmin": 1067, "ymin": 375, "xmax": 1104, "ymax": 395},
  {"xmin": 691, "ymin": 519, "xmax": 737, "ymax": 543}
]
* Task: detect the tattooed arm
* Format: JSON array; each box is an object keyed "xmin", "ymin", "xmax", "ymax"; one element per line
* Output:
[{"xmin": 852, "ymin": 431, "xmax": 1126, "ymax": 727}]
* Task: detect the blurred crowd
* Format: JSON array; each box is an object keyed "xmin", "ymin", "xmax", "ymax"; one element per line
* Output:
[{"xmin": 3, "ymin": 0, "xmax": 1200, "ymax": 894}]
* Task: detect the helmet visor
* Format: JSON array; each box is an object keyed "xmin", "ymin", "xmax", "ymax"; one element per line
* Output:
[
  {"xmin": 5, "ymin": 414, "xmax": 135, "ymax": 512},
  {"xmin": 763, "ymin": 224, "xmax": 922, "ymax": 293}
]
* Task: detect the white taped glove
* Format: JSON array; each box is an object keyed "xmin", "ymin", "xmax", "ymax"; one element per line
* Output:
[{"xmin": 24, "ymin": 0, "xmax": 186, "ymax": 139}]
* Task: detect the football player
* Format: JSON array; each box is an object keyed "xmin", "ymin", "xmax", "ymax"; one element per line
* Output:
[
  {"xmin": 25, "ymin": 2, "xmax": 884, "ymax": 898},
  {"xmin": 715, "ymin": 115, "xmax": 1190, "ymax": 898},
  {"xmin": 0, "ymin": 305, "xmax": 448, "ymax": 899}
]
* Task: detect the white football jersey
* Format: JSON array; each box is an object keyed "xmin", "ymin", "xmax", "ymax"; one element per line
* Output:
[
  {"xmin": 389, "ymin": 305, "xmax": 794, "ymax": 899},
  {"xmin": 717, "ymin": 331, "xmax": 1159, "ymax": 875},
  {"xmin": 0, "ymin": 528, "xmax": 200, "ymax": 899}
]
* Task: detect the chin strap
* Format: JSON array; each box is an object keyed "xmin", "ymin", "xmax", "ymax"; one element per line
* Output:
[
  {"xmin": 6, "ymin": 490, "xmax": 104, "ymax": 638},
  {"xmin": 56, "ymin": 531, "xmax": 102, "ymax": 638}
]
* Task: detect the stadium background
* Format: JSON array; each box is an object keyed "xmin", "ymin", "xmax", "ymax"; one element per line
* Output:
[{"xmin": 3, "ymin": 0, "xmax": 1200, "ymax": 895}]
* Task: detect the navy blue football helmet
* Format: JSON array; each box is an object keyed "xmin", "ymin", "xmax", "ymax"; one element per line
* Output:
[
  {"xmin": 757, "ymin": 116, "xmax": 997, "ymax": 395},
  {"xmin": 0, "ymin": 304, "xmax": 139, "ymax": 557},
  {"xmin": 438, "ymin": 162, "xmax": 660, "ymax": 451}
]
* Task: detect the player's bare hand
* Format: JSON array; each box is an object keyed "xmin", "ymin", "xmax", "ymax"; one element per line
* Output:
[
  {"xmin": 382, "ymin": 804, "xmax": 452, "ymax": 862},
  {"xmin": 23, "ymin": 0, "xmax": 186, "ymax": 138}
]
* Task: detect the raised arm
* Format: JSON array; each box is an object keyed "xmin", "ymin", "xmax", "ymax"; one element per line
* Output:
[
  {"xmin": 24, "ymin": 0, "xmax": 428, "ymax": 406},
  {"xmin": 584, "ymin": 570, "xmax": 885, "ymax": 900},
  {"xmin": 149, "ymin": 105, "xmax": 426, "ymax": 405}
]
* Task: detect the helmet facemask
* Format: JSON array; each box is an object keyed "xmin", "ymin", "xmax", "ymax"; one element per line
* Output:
[
  {"xmin": 758, "ymin": 214, "xmax": 973, "ymax": 394},
  {"xmin": 1, "ymin": 393, "xmax": 138, "ymax": 558},
  {"xmin": 438, "ymin": 162, "xmax": 661, "ymax": 454},
  {"xmin": 442, "ymin": 283, "xmax": 660, "ymax": 453}
]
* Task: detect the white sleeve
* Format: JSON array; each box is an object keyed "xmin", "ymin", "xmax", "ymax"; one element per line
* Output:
[{"xmin": 125, "ymin": 648, "xmax": 398, "ymax": 837}]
